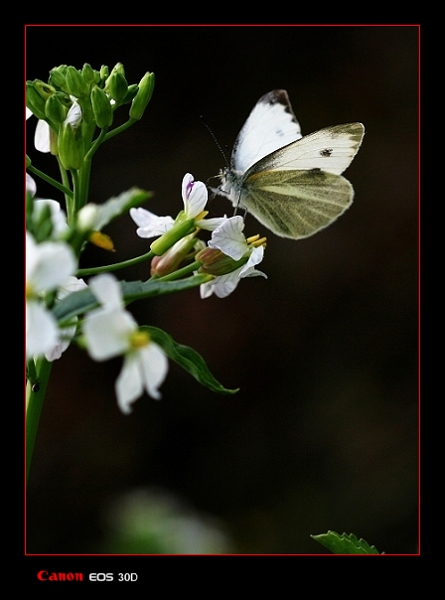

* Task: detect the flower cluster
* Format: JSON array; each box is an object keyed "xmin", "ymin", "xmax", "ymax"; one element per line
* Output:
[{"xmin": 26, "ymin": 169, "xmax": 266, "ymax": 413}]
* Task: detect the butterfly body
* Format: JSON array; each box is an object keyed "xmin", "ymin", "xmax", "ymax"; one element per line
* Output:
[{"xmin": 216, "ymin": 90, "xmax": 365, "ymax": 240}]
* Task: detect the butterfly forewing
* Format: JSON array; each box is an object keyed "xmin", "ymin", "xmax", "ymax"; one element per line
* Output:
[
  {"xmin": 242, "ymin": 169, "xmax": 354, "ymax": 239},
  {"xmin": 249, "ymin": 122, "xmax": 365, "ymax": 176},
  {"xmin": 231, "ymin": 90, "xmax": 302, "ymax": 173}
]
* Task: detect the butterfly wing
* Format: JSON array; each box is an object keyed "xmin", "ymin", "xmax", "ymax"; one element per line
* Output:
[
  {"xmin": 236, "ymin": 122, "xmax": 365, "ymax": 239},
  {"xmin": 241, "ymin": 168, "xmax": 355, "ymax": 239},
  {"xmin": 231, "ymin": 90, "xmax": 302, "ymax": 174}
]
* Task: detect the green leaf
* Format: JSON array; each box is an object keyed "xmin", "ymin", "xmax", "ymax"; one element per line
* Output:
[
  {"xmin": 142, "ymin": 326, "xmax": 239, "ymax": 395},
  {"xmin": 310, "ymin": 531, "xmax": 380, "ymax": 554},
  {"xmin": 52, "ymin": 275, "xmax": 212, "ymax": 323},
  {"xmin": 94, "ymin": 188, "xmax": 153, "ymax": 231}
]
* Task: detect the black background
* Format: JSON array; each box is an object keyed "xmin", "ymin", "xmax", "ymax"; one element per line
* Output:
[{"xmin": 25, "ymin": 24, "xmax": 419, "ymax": 556}]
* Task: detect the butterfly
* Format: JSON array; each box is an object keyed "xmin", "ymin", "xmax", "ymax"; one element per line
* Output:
[{"xmin": 214, "ymin": 89, "xmax": 365, "ymax": 240}]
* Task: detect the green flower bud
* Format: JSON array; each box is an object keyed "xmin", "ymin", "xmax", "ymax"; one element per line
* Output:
[
  {"xmin": 58, "ymin": 121, "xmax": 84, "ymax": 170},
  {"xmin": 99, "ymin": 65, "xmax": 109, "ymax": 81},
  {"xmin": 91, "ymin": 85, "xmax": 113, "ymax": 129},
  {"xmin": 121, "ymin": 83, "xmax": 139, "ymax": 105},
  {"xmin": 196, "ymin": 247, "xmax": 247, "ymax": 276},
  {"xmin": 106, "ymin": 71, "xmax": 128, "ymax": 102},
  {"xmin": 150, "ymin": 217, "xmax": 195, "ymax": 256},
  {"xmin": 34, "ymin": 80, "xmax": 56, "ymax": 100},
  {"xmin": 82, "ymin": 63, "xmax": 96, "ymax": 86},
  {"xmin": 26, "ymin": 81, "xmax": 47, "ymax": 120},
  {"xmin": 45, "ymin": 93, "xmax": 68, "ymax": 124},
  {"xmin": 65, "ymin": 66, "xmax": 88, "ymax": 97},
  {"xmin": 49, "ymin": 65, "xmax": 68, "ymax": 91},
  {"xmin": 129, "ymin": 72, "xmax": 155, "ymax": 120}
]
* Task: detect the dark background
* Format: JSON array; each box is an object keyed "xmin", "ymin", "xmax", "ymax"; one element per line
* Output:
[{"xmin": 25, "ymin": 25, "xmax": 419, "ymax": 555}]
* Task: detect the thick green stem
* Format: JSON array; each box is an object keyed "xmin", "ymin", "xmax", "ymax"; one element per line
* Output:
[{"xmin": 26, "ymin": 357, "xmax": 53, "ymax": 482}]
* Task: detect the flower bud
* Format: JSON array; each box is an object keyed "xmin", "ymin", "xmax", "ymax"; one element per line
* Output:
[
  {"xmin": 65, "ymin": 66, "xmax": 88, "ymax": 97},
  {"xmin": 150, "ymin": 217, "xmax": 195, "ymax": 256},
  {"xmin": 196, "ymin": 247, "xmax": 247, "ymax": 276},
  {"xmin": 122, "ymin": 83, "xmax": 139, "ymax": 104},
  {"xmin": 105, "ymin": 63, "xmax": 128, "ymax": 102},
  {"xmin": 91, "ymin": 85, "xmax": 113, "ymax": 128},
  {"xmin": 58, "ymin": 121, "xmax": 84, "ymax": 170},
  {"xmin": 45, "ymin": 93, "xmax": 69, "ymax": 124},
  {"xmin": 82, "ymin": 63, "xmax": 96, "ymax": 86},
  {"xmin": 49, "ymin": 65, "xmax": 68, "ymax": 91},
  {"xmin": 77, "ymin": 203, "xmax": 99, "ymax": 232},
  {"xmin": 26, "ymin": 81, "xmax": 47, "ymax": 120},
  {"xmin": 150, "ymin": 234, "xmax": 197, "ymax": 277},
  {"xmin": 99, "ymin": 65, "xmax": 109, "ymax": 81},
  {"xmin": 34, "ymin": 80, "xmax": 56, "ymax": 100},
  {"xmin": 129, "ymin": 72, "xmax": 155, "ymax": 120}
]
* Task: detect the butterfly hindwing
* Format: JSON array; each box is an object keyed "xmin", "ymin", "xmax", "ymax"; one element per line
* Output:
[{"xmin": 242, "ymin": 168, "xmax": 354, "ymax": 239}]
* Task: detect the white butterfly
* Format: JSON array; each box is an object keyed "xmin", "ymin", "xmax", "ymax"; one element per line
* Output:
[{"xmin": 214, "ymin": 89, "xmax": 365, "ymax": 240}]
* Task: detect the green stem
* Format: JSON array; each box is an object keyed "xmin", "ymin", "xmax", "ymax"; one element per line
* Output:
[
  {"xmin": 26, "ymin": 357, "xmax": 53, "ymax": 482},
  {"xmin": 103, "ymin": 118, "xmax": 136, "ymax": 143},
  {"xmin": 77, "ymin": 249, "xmax": 155, "ymax": 276},
  {"xmin": 155, "ymin": 260, "xmax": 202, "ymax": 282},
  {"xmin": 27, "ymin": 164, "xmax": 73, "ymax": 198}
]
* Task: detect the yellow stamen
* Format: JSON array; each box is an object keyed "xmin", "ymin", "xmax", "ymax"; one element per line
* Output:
[{"xmin": 129, "ymin": 330, "xmax": 150, "ymax": 349}]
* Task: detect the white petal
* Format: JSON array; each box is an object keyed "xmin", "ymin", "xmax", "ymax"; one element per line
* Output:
[
  {"xmin": 88, "ymin": 273, "xmax": 123, "ymax": 310},
  {"xmin": 184, "ymin": 180, "xmax": 208, "ymax": 218},
  {"xmin": 33, "ymin": 199, "xmax": 68, "ymax": 237},
  {"xmin": 139, "ymin": 343, "xmax": 168, "ymax": 400},
  {"xmin": 57, "ymin": 276, "xmax": 87, "ymax": 299},
  {"xmin": 208, "ymin": 216, "xmax": 247, "ymax": 260},
  {"xmin": 116, "ymin": 354, "xmax": 143, "ymax": 414},
  {"xmin": 26, "ymin": 107, "xmax": 33, "ymax": 120},
  {"xmin": 26, "ymin": 301, "xmax": 59, "ymax": 358},
  {"xmin": 239, "ymin": 246, "xmax": 266, "ymax": 277},
  {"xmin": 45, "ymin": 321, "xmax": 77, "ymax": 361},
  {"xmin": 195, "ymin": 216, "xmax": 228, "ymax": 231},
  {"xmin": 26, "ymin": 173, "xmax": 37, "ymax": 197},
  {"xmin": 65, "ymin": 101, "xmax": 82, "ymax": 127},
  {"xmin": 34, "ymin": 119, "xmax": 51, "ymax": 153},
  {"xmin": 83, "ymin": 308, "xmax": 136, "ymax": 361},
  {"xmin": 26, "ymin": 235, "xmax": 76, "ymax": 292},
  {"xmin": 130, "ymin": 207, "xmax": 174, "ymax": 238}
]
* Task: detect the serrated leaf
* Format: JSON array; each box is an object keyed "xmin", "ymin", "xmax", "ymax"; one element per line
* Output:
[
  {"xmin": 142, "ymin": 326, "xmax": 239, "ymax": 395},
  {"xmin": 310, "ymin": 531, "xmax": 380, "ymax": 554},
  {"xmin": 52, "ymin": 275, "xmax": 211, "ymax": 323},
  {"xmin": 94, "ymin": 187, "xmax": 153, "ymax": 231}
]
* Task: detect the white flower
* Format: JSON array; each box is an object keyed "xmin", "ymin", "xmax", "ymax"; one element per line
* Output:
[
  {"xmin": 83, "ymin": 274, "xmax": 168, "ymax": 414},
  {"xmin": 26, "ymin": 108, "xmax": 50, "ymax": 153},
  {"xmin": 44, "ymin": 276, "xmax": 87, "ymax": 361},
  {"xmin": 130, "ymin": 173, "xmax": 225, "ymax": 239},
  {"xmin": 27, "ymin": 174, "xmax": 69, "ymax": 239},
  {"xmin": 200, "ymin": 216, "xmax": 267, "ymax": 299},
  {"xmin": 26, "ymin": 232, "xmax": 77, "ymax": 358}
]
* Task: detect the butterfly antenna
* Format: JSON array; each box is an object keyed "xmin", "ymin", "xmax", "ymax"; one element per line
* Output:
[{"xmin": 200, "ymin": 115, "xmax": 230, "ymax": 167}]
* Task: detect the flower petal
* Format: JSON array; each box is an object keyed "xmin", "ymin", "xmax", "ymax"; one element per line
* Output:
[
  {"xmin": 26, "ymin": 233, "xmax": 76, "ymax": 292},
  {"xmin": 26, "ymin": 301, "xmax": 59, "ymax": 358},
  {"xmin": 116, "ymin": 354, "xmax": 143, "ymax": 414},
  {"xmin": 139, "ymin": 343, "xmax": 168, "ymax": 400},
  {"xmin": 83, "ymin": 308, "xmax": 136, "ymax": 360},
  {"xmin": 34, "ymin": 119, "xmax": 51, "ymax": 153},
  {"xmin": 208, "ymin": 216, "xmax": 247, "ymax": 261},
  {"xmin": 88, "ymin": 273, "xmax": 124, "ymax": 311},
  {"xmin": 130, "ymin": 207, "xmax": 174, "ymax": 238}
]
